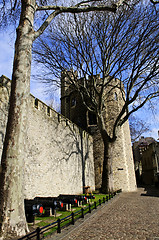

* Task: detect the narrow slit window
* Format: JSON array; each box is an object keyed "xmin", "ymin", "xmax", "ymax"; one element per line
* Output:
[
  {"xmin": 58, "ymin": 114, "xmax": 60, "ymax": 122},
  {"xmin": 114, "ymin": 92, "xmax": 118, "ymax": 101},
  {"xmin": 71, "ymin": 97, "xmax": 76, "ymax": 107},
  {"xmin": 47, "ymin": 106, "xmax": 50, "ymax": 116},
  {"xmin": 35, "ymin": 98, "xmax": 38, "ymax": 108}
]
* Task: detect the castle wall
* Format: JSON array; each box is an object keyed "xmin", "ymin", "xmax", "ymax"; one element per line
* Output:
[
  {"xmin": 110, "ymin": 122, "xmax": 136, "ymax": 192},
  {"xmin": 25, "ymin": 96, "xmax": 95, "ymax": 198},
  {"xmin": 89, "ymin": 122, "xmax": 136, "ymax": 192},
  {"xmin": 122, "ymin": 120, "xmax": 137, "ymax": 191},
  {"xmin": 0, "ymin": 76, "xmax": 95, "ymax": 198},
  {"xmin": 104, "ymin": 81, "xmax": 136, "ymax": 192},
  {"xmin": 61, "ymin": 74, "xmax": 137, "ymax": 192},
  {"xmin": 0, "ymin": 76, "xmax": 11, "ymax": 166}
]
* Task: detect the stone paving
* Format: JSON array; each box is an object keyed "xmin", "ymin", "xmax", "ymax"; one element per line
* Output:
[{"xmin": 49, "ymin": 187, "xmax": 159, "ymax": 240}]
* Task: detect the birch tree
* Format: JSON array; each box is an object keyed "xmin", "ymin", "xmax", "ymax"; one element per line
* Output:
[
  {"xmin": 0, "ymin": 0, "xmax": 131, "ymax": 239},
  {"xmin": 33, "ymin": 1, "xmax": 159, "ymax": 193}
]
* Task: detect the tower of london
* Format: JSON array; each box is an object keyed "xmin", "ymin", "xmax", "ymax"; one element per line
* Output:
[
  {"xmin": 0, "ymin": 74, "xmax": 136, "ymax": 198},
  {"xmin": 61, "ymin": 71, "xmax": 136, "ymax": 192}
]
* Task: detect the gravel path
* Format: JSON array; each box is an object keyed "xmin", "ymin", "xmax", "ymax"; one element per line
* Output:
[{"xmin": 49, "ymin": 187, "xmax": 159, "ymax": 240}]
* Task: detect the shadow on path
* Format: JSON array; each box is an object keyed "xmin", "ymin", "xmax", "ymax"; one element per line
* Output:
[{"xmin": 140, "ymin": 185, "xmax": 159, "ymax": 197}]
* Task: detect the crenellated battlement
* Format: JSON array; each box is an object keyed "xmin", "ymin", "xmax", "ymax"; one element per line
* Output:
[
  {"xmin": 0, "ymin": 74, "xmax": 91, "ymax": 142},
  {"xmin": 30, "ymin": 94, "xmax": 91, "ymax": 139},
  {"xmin": 0, "ymin": 75, "xmax": 95, "ymax": 198}
]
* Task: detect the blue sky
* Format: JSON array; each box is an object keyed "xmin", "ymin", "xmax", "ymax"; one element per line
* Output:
[
  {"xmin": 0, "ymin": 30, "xmax": 159, "ymax": 141},
  {"xmin": 0, "ymin": 31, "xmax": 60, "ymax": 108}
]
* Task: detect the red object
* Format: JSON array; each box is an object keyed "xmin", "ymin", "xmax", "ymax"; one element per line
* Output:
[
  {"xmin": 75, "ymin": 199, "xmax": 77, "ymax": 204},
  {"xmin": 39, "ymin": 206, "xmax": 43, "ymax": 214},
  {"xmin": 61, "ymin": 203, "xmax": 64, "ymax": 208}
]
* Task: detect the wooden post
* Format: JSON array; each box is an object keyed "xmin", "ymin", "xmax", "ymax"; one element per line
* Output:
[
  {"xmin": 81, "ymin": 208, "xmax": 84, "ymax": 218},
  {"xmin": 72, "ymin": 212, "xmax": 75, "ymax": 225},
  {"xmin": 89, "ymin": 204, "xmax": 91, "ymax": 213},
  {"xmin": 57, "ymin": 218, "xmax": 61, "ymax": 233},
  {"xmin": 36, "ymin": 227, "xmax": 40, "ymax": 240}
]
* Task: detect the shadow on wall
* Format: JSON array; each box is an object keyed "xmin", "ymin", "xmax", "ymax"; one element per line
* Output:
[
  {"xmin": 0, "ymin": 77, "xmax": 95, "ymax": 197},
  {"xmin": 52, "ymin": 117, "xmax": 92, "ymax": 193},
  {"xmin": 24, "ymin": 95, "xmax": 94, "ymax": 197}
]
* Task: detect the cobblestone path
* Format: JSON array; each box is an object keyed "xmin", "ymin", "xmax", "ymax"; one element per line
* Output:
[{"xmin": 51, "ymin": 187, "xmax": 159, "ymax": 240}]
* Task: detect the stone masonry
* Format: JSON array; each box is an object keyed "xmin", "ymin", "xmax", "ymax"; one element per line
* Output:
[
  {"xmin": 61, "ymin": 72, "xmax": 137, "ymax": 192},
  {"xmin": 0, "ymin": 75, "xmax": 95, "ymax": 199},
  {"xmin": 0, "ymin": 72, "xmax": 137, "ymax": 196}
]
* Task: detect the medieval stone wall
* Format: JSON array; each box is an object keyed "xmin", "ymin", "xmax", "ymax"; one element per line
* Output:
[
  {"xmin": 0, "ymin": 76, "xmax": 95, "ymax": 198},
  {"xmin": 61, "ymin": 73, "xmax": 137, "ymax": 192},
  {"xmin": 109, "ymin": 121, "xmax": 136, "ymax": 192},
  {"xmin": 0, "ymin": 76, "xmax": 11, "ymax": 168},
  {"xmin": 105, "ymin": 82, "xmax": 136, "ymax": 192}
]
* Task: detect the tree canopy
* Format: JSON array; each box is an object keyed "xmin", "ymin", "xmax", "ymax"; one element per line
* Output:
[{"xmin": 33, "ymin": 1, "xmax": 159, "ymax": 140}]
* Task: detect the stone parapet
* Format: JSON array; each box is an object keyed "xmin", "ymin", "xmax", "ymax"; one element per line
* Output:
[{"xmin": 0, "ymin": 76, "xmax": 95, "ymax": 198}]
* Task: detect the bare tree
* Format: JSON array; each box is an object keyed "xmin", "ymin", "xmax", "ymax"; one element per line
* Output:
[
  {"xmin": 33, "ymin": 1, "xmax": 159, "ymax": 192},
  {"xmin": 129, "ymin": 115, "xmax": 150, "ymax": 143},
  {"xmin": 0, "ymin": 0, "xmax": 131, "ymax": 239}
]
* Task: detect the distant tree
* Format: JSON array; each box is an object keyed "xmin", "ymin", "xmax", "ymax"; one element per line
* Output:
[
  {"xmin": 0, "ymin": 0, "xmax": 130, "ymax": 238},
  {"xmin": 129, "ymin": 115, "xmax": 150, "ymax": 143},
  {"xmin": 33, "ymin": 2, "xmax": 159, "ymax": 193}
]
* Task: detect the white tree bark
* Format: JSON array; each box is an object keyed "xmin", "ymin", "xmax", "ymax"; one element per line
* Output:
[{"xmin": 0, "ymin": 1, "xmax": 36, "ymax": 238}]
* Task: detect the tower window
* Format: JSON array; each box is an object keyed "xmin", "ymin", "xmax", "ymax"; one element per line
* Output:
[
  {"xmin": 114, "ymin": 92, "xmax": 118, "ymax": 101},
  {"xmin": 88, "ymin": 112, "xmax": 97, "ymax": 125},
  {"xmin": 47, "ymin": 106, "xmax": 50, "ymax": 116},
  {"xmin": 71, "ymin": 97, "xmax": 76, "ymax": 107},
  {"xmin": 35, "ymin": 98, "xmax": 38, "ymax": 108}
]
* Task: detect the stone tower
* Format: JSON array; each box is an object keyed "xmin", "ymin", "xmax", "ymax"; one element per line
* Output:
[{"xmin": 61, "ymin": 71, "xmax": 137, "ymax": 192}]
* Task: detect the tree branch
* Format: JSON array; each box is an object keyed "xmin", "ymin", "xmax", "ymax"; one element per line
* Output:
[
  {"xmin": 150, "ymin": 0, "xmax": 159, "ymax": 4},
  {"xmin": 33, "ymin": 10, "xmax": 62, "ymax": 39},
  {"xmin": 36, "ymin": 5, "xmax": 117, "ymax": 13}
]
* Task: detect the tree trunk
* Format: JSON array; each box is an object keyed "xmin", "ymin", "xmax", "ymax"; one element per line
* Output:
[
  {"xmin": 0, "ymin": 1, "xmax": 35, "ymax": 238},
  {"xmin": 97, "ymin": 115, "xmax": 114, "ymax": 193},
  {"xmin": 101, "ymin": 139, "xmax": 114, "ymax": 193}
]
